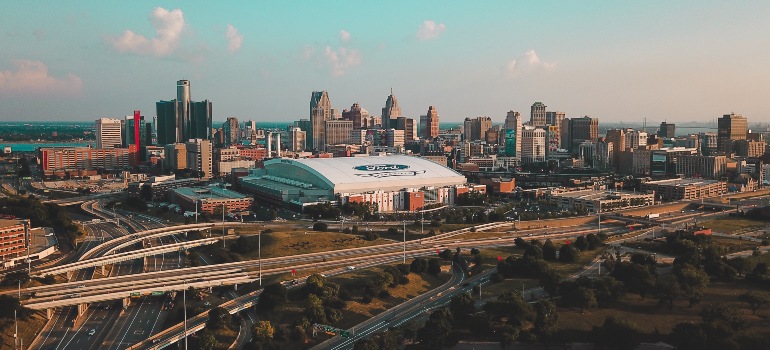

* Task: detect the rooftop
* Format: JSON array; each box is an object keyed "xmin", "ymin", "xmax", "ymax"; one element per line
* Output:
[
  {"xmin": 646, "ymin": 178, "xmax": 723, "ymax": 187},
  {"xmin": 173, "ymin": 185, "xmax": 248, "ymax": 201},
  {"xmin": 0, "ymin": 219, "xmax": 25, "ymax": 228}
]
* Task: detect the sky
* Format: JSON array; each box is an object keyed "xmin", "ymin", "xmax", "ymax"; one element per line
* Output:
[{"xmin": 1, "ymin": 1, "xmax": 770, "ymax": 124}]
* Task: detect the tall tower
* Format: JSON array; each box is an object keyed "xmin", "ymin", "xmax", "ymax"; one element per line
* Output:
[
  {"xmin": 95, "ymin": 118, "xmax": 123, "ymax": 149},
  {"xmin": 223, "ymin": 117, "xmax": 240, "ymax": 146},
  {"xmin": 420, "ymin": 106, "xmax": 439, "ymax": 139},
  {"xmin": 717, "ymin": 113, "xmax": 748, "ymax": 153},
  {"xmin": 310, "ymin": 91, "xmax": 332, "ymax": 150},
  {"xmin": 530, "ymin": 102, "xmax": 547, "ymax": 127},
  {"xmin": 382, "ymin": 89, "xmax": 402, "ymax": 127},
  {"xmin": 504, "ymin": 111, "xmax": 523, "ymax": 158},
  {"xmin": 177, "ymin": 80, "xmax": 191, "ymax": 142}
]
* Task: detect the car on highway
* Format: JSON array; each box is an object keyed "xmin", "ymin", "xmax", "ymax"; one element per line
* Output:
[
  {"xmin": 346, "ymin": 266, "xmax": 356, "ymax": 270},
  {"xmin": 88, "ymin": 329, "xmax": 96, "ymax": 336}
]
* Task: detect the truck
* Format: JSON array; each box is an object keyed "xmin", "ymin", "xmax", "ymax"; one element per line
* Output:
[{"xmin": 646, "ymin": 213, "xmax": 660, "ymax": 219}]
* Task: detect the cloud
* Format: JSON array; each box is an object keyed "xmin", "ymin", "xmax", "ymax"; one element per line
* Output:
[
  {"xmin": 322, "ymin": 46, "xmax": 361, "ymax": 76},
  {"xmin": 108, "ymin": 7, "xmax": 185, "ymax": 56},
  {"xmin": 226, "ymin": 24, "xmax": 243, "ymax": 54},
  {"xmin": 339, "ymin": 30, "xmax": 351, "ymax": 43},
  {"xmin": 504, "ymin": 50, "xmax": 556, "ymax": 77},
  {"xmin": 302, "ymin": 45, "xmax": 316, "ymax": 60},
  {"xmin": 416, "ymin": 20, "xmax": 446, "ymax": 40},
  {"xmin": 0, "ymin": 60, "xmax": 82, "ymax": 97}
]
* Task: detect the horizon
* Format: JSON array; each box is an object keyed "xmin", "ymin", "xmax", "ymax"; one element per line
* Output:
[{"xmin": 2, "ymin": 2, "xmax": 770, "ymax": 123}]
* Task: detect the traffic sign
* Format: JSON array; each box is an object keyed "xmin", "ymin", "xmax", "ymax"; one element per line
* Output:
[
  {"xmin": 130, "ymin": 292, "xmax": 141, "ymax": 298},
  {"xmin": 151, "ymin": 291, "xmax": 164, "ymax": 296}
]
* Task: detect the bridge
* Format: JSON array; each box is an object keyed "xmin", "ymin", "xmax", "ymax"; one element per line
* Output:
[
  {"xmin": 78, "ymin": 222, "xmax": 214, "ymax": 261},
  {"xmin": 34, "ymin": 237, "xmax": 220, "ymax": 278}
]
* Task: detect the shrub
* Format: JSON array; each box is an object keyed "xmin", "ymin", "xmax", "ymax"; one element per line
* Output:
[{"xmin": 313, "ymin": 222, "xmax": 328, "ymax": 231}]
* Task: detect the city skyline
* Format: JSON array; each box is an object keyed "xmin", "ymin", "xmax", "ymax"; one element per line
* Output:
[{"xmin": 2, "ymin": 1, "xmax": 770, "ymax": 123}]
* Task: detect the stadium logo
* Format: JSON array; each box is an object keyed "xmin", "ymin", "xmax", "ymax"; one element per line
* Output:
[
  {"xmin": 355, "ymin": 170, "xmax": 426, "ymax": 178},
  {"xmin": 353, "ymin": 164, "xmax": 410, "ymax": 171}
]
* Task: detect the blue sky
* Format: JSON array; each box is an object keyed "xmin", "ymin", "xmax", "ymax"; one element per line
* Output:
[{"xmin": 1, "ymin": 1, "xmax": 769, "ymax": 124}]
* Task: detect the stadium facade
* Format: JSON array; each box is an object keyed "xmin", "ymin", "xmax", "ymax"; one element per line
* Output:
[{"xmin": 239, "ymin": 155, "xmax": 485, "ymax": 212}]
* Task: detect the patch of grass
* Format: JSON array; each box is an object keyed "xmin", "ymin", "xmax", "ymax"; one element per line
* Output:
[
  {"xmin": 0, "ymin": 311, "xmax": 46, "ymax": 350},
  {"xmin": 701, "ymin": 217, "xmax": 768, "ymax": 234},
  {"xmin": 235, "ymin": 231, "xmax": 390, "ymax": 259},
  {"xmin": 481, "ymin": 278, "xmax": 539, "ymax": 298}
]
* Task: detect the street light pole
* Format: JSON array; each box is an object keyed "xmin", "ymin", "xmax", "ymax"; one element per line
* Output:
[
  {"xmin": 258, "ymin": 231, "xmax": 262, "ymax": 286},
  {"xmin": 403, "ymin": 220, "xmax": 406, "ymax": 264},
  {"xmin": 183, "ymin": 280, "xmax": 188, "ymax": 350},
  {"xmin": 222, "ymin": 203, "xmax": 226, "ymax": 248},
  {"xmin": 421, "ymin": 209, "xmax": 424, "ymax": 235}
]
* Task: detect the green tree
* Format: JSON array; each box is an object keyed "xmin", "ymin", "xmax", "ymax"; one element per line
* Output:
[
  {"xmin": 534, "ymin": 298, "xmax": 559, "ymax": 343},
  {"xmin": 206, "ymin": 307, "xmax": 232, "ymax": 330},
  {"xmin": 739, "ymin": 291, "xmax": 770, "ymax": 315},
  {"xmin": 592, "ymin": 316, "xmax": 641, "ymax": 350},
  {"xmin": 417, "ymin": 309, "xmax": 453, "ymax": 348},
  {"xmin": 254, "ymin": 320, "xmax": 275, "ymax": 343},
  {"xmin": 198, "ymin": 330, "xmax": 218, "ymax": 350},
  {"xmin": 427, "ymin": 258, "xmax": 442, "ymax": 275},
  {"xmin": 313, "ymin": 222, "xmax": 328, "ymax": 231},
  {"xmin": 542, "ymin": 239, "xmax": 557, "ymax": 261},
  {"xmin": 559, "ymin": 244, "xmax": 578, "ymax": 263},
  {"xmin": 656, "ymin": 276, "xmax": 682, "ymax": 310},
  {"xmin": 257, "ymin": 283, "xmax": 287, "ymax": 311},
  {"xmin": 675, "ymin": 265, "xmax": 710, "ymax": 307},
  {"xmin": 0, "ymin": 295, "xmax": 22, "ymax": 318},
  {"xmin": 669, "ymin": 322, "xmax": 709, "ymax": 350},
  {"xmin": 449, "ymin": 292, "xmax": 476, "ymax": 326}
]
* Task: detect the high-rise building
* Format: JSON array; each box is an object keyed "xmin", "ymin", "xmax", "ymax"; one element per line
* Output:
[
  {"xmin": 420, "ymin": 106, "xmax": 440, "ymax": 140},
  {"xmin": 290, "ymin": 127, "xmax": 306, "ymax": 152},
  {"xmin": 565, "ymin": 116, "xmax": 599, "ymax": 152},
  {"xmin": 341, "ymin": 103, "xmax": 370, "ymax": 130},
  {"xmin": 734, "ymin": 140, "xmax": 766, "ymax": 158},
  {"xmin": 156, "ymin": 80, "xmax": 213, "ymax": 145},
  {"xmin": 545, "ymin": 111, "xmax": 565, "ymax": 128},
  {"xmin": 382, "ymin": 89, "xmax": 402, "ymax": 123},
  {"xmin": 699, "ymin": 132, "xmax": 719, "ymax": 155},
  {"xmin": 223, "ymin": 117, "xmax": 240, "ymax": 146},
  {"xmin": 504, "ymin": 111, "xmax": 523, "ymax": 158},
  {"xmin": 605, "ymin": 129, "xmax": 626, "ymax": 170},
  {"xmin": 310, "ymin": 91, "xmax": 332, "ymax": 150},
  {"xmin": 718, "ymin": 113, "xmax": 748, "ymax": 153},
  {"xmin": 521, "ymin": 127, "xmax": 546, "ymax": 163},
  {"xmin": 185, "ymin": 139, "xmax": 213, "ymax": 179},
  {"xmin": 386, "ymin": 129, "xmax": 405, "ymax": 147},
  {"xmin": 463, "ymin": 116, "xmax": 493, "ymax": 142},
  {"xmin": 324, "ymin": 120, "xmax": 353, "ymax": 146},
  {"xmin": 530, "ymin": 102, "xmax": 547, "ymax": 127},
  {"xmin": 124, "ymin": 111, "xmax": 145, "ymax": 164},
  {"xmin": 658, "ymin": 122, "xmax": 676, "ymax": 138},
  {"xmin": 627, "ymin": 130, "xmax": 648, "ymax": 149},
  {"xmin": 95, "ymin": 118, "xmax": 123, "ymax": 149},
  {"xmin": 164, "ymin": 143, "xmax": 187, "ymax": 171},
  {"xmin": 594, "ymin": 138, "xmax": 614, "ymax": 170}
]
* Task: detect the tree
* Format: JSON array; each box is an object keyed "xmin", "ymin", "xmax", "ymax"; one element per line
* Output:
[
  {"xmin": 206, "ymin": 307, "xmax": 232, "ymax": 330},
  {"xmin": 410, "ymin": 258, "xmax": 428, "ymax": 273},
  {"xmin": 574, "ymin": 235, "xmax": 589, "ymax": 251},
  {"xmin": 592, "ymin": 316, "xmax": 641, "ymax": 350},
  {"xmin": 542, "ymin": 239, "xmax": 557, "ymax": 261},
  {"xmin": 427, "ymin": 258, "xmax": 442, "ymax": 275},
  {"xmin": 257, "ymin": 283, "xmax": 287, "ymax": 311},
  {"xmin": 254, "ymin": 320, "xmax": 276, "ymax": 343},
  {"xmin": 739, "ymin": 291, "xmax": 770, "ymax": 315},
  {"xmin": 534, "ymin": 298, "xmax": 559, "ymax": 343},
  {"xmin": 559, "ymin": 244, "xmax": 578, "ymax": 262},
  {"xmin": 656, "ymin": 276, "xmax": 682, "ymax": 310},
  {"xmin": 612, "ymin": 262, "xmax": 656, "ymax": 299},
  {"xmin": 675, "ymin": 265, "xmax": 710, "ymax": 307},
  {"xmin": 198, "ymin": 330, "xmax": 218, "ymax": 350},
  {"xmin": 449, "ymin": 292, "xmax": 476, "ymax": 326},
  {"xmin": 670, "ymin": 322, "xmax": 709, "ymax": 350},
  {"xmin": 353, "ymin": 338, "xmax": 379, "ymax": 350},
  {"xmin": 700, "ymin": 303, "xmax": 746, "ymax": 331},
  {"xmin": 439, "ymin": 249, "xmax": 453, "ymax": 260},
  {"xmin": 0, "ymin": 295, "xmax": 22, "ymax": 318},
  {"xmin": 417, "ymin": 309, "xmax": 453, "ymax": 348},
  {"xmin": 313, "ymin": 222, "xmax": 328, "ymax": 231}
]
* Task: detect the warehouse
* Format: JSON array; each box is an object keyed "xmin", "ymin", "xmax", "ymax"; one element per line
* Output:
[{"xmin": 239, "ymin": 155, "xmax": 479, "ymax": 212}]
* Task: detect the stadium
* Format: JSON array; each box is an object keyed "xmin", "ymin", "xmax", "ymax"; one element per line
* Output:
[{"xmin": 238, "ymin": 155, "xmax": 484, "ymax": 212}]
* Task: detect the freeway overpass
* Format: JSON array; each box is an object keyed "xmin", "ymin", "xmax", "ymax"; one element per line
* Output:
[
  {"xmin": 34, "ymin": 237, "xmax": 220, "ymax": 278},
  {"xmin": 78, "ymin": 222, "xmax": 214, "ymax": 261}
]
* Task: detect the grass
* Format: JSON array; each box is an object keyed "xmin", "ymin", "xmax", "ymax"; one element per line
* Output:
[
  {"xmin": 0, "ymin": 311, "xmax": 46, "ymax": 350},
  {"xmin": 235, "ymin": 231, "xmax": 392, "ymax": 260},
  {"xmin": 557, "ymin": 280, "xmax": 770, "ymax": 340},
  {"xmin": 700, "ymin": 216, "xmax": 768, "ymax": 234}
]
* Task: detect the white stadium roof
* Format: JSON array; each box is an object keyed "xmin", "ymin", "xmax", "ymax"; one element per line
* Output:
[{"xmin": 264, "ymin": 155, "xmax": 467, "ymax": 193}]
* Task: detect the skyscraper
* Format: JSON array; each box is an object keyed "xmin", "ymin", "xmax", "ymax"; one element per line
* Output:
[
  {"xmin": 290, "ymin": 127, "xmax": 306, "ymax": 152},
  {"xmin": 324, "ymin": 120, "xmax": 353, "ymax": 146},
  {"xmin": 463, "ymin": 116, "xmax": 492, "ymax": 142},
  {"xmin": 95, "ymin": 118, "xmax": 122, "ymax": 149},
  {"xmin": 504, "ymin": 111, "xmax": 523, "ymax": 158},
  {"xmin": 310, "ymin": 91, "xmax": 332, "ymax": 150},
  {"xmin": 124, "ymin": 111, "xmax": 144, "ymax": 164},
  {"xmin": 658, "ymin": 122, "xmax": 676, "ymax": 138},
  {"xmin": 156, "ymin": 80, "xmax": 213, "ymax": 144},
  {"xmin": 717, "ymin": 113, "xmax": 748, "ymax": 153},
  {"xmin": 223, "ymin": 117, "xmax": 240, "ymax": 146},
  {"xmin": 530, "ymin": 102, "xmax": 547, "ymax": 127},
  {"xmin": 420, "ymin": 106, "xmax": 440, "ymax": 140},
  {"xmin": 565, "ymin": 116, "xmax": 599, "ymax": 152},
  {"xmin": 521, "ymin": 127, "xmax": 546, "ymax": 163},
  {"xmin": 545, "ymin": 111, "xmax": 565, "ymax": 128},
  {"xmin": 185, "ymin": 138, "xmax": 213, "ymax": 179},
  {"xmin": 382, "ymin": 89, "xmax": 402, "ymax": 127},
  {"xmin": 341, "ymin": 103, "xmax": 369, "ymax": 130}
]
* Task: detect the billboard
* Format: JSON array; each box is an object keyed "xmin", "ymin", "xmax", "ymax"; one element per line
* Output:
[{"xmin": 505, "ymin": 129, "xmax": 517, "ymax": 157}]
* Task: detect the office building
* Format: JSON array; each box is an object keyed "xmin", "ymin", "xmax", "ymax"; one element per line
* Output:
[
  {"xmin": 386, "ymin": 129, "xmax": 405, "ymax": 147},
  {"xmin": 658, "ymin": 122, "xmax": 676, "ymax": 138},
  {"xmin": 163, "ymin": 143, "xmax": 187, "ymax": 171},
  {"xmin": 185, "ymin": 139, "xmax": 213, "ymax": 179},
  {"xmin": 39, "ymin": 147, "xmax": 132, "ymax": 177},
  {"xmin": 223, "ymin": 117, "xmax": 240, "ymax": 146},
  {"xmin": 594, "ymin": 138, "xmax": 613, "ymax": 170},
  {"xmin": 325, "ymin": 120, "xmax": 354, "ymax": 146},
  {"xmin": 0, "ymin": 219, "xmax": 27, "ymax": 268},
  {"xmin": 521, "ymin": 127, "xmax": 546, "ymax": 163},
  {"xmin": 718, "ymin": 113, "xmax": 748, "ymax": 153},
  {"xmin": 564, "ymin": 116, "xmax": 599, "ymax": 152},
  {"xmin": 95, "ymin": 118, "xmax": 123, "ymax": 149},
  {"xmin": 699, "ymin": 132, "xmax": 719, "ymax": 155},
  {"xmin": 627, "ymin": 130, "xmax": 648, "ymax": 149},
  {"xmin": 310, "ymin": 91, "xmax": 332, "ymax": 150},
  {"xmin": 290, "ymin": 127, "xmax": 307, "ymax": 152},
  {"xmin": 156, "ymin": 80, "xmax": 213, "ymax": 144},
  {"xmin": 675, "ymin": 155, "xmax": 727, "ymax": 179},
  {"xmin": 463, "ymin": 116, "xmax": 493, "ymax": 142},
  {"xmin": 504, "ymin": 111, "xmax": 523, "ymax": 158},
  {"xmin": 170, "ymin": 185, "xmax": 253, "ymax": 214},
  {"xmin": 530, "ymin": 102, "xmax": 547, "ymax": 127},
  {"xmin": 341, "ymin": 103, "xmax": 369, "ymax": 130},
  {"xmin": 420, "ymin": 106, "xmax": 440, "ymax": 140},
  {"xmin": 734, "ymin": 140, "xmax": 766, "ymax": 158},
  {"xmin": 382, "ymin": 89, "xmax": 402, "ymax": 123},
  {"xmin": 641, "ymin": 178, "xmax": 727, "ymax": 201}
]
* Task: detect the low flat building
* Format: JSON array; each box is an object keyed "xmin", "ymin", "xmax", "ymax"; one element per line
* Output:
[
  {"xmin": 549, "ymin": 189, "xmax": 655, "ymax": 213},
  {"xmin": 479, "ymin": 177, "xmax": 516, "ymax": 193},
  {"xmin": 170, "ymin": 185, "xmax": 253, "ymax": 214},
  {"xmin": 640, "ymin": 178, "xmax": 727, "ymax": 201},
  {"xmin": 127, "ymin": 175, "xmax": 199, "ymax": 202}
]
